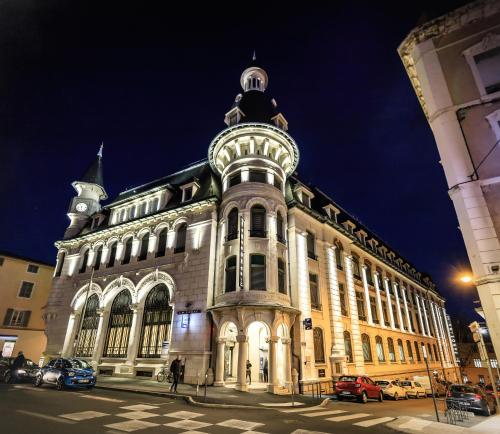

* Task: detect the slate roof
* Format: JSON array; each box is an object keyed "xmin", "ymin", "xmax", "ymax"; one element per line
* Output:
[{"xmin": 80, "ymin": 154, "xmax": 104, "ymax": 187}]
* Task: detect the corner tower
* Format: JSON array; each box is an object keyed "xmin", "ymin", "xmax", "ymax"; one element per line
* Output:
[{"xmin": 208, "ymin": 56, "xmax": 300, "ymax": 393}]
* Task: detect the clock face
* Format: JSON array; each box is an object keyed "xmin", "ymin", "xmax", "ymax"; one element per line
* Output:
[{"xmin": 75, "ymin": 202, "xmax": 88, "ymax": 212}]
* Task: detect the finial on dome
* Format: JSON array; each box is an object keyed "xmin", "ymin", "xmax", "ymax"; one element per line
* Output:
[{"xmin": 252, "ymin": 50, "xmax": 256, "ymax": 61}]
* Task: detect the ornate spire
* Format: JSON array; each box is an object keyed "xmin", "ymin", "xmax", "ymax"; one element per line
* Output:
[{"xmin": 79, "ymin": 143, "xmax": 104, "ymax": 188}]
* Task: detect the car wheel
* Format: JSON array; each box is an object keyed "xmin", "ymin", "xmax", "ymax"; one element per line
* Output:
[
  {"xmin": 394, "ymin": 393, "xmax": 398, "ymax": 401},
  {"xmin": 157, "ymin": 373, "xmax": 165, "ymax": 383},
  {"xmin": 4, "ymin": 372, "xmax": 11, "ymax": 384},
  {"xmin": 422, "ymin": 392, "xmax": 427, "ymax": 398},
  {"xmin": 337, "ymin": 395, "xmax": 343, "ymax": 401},
  {"xmin": 358, "ymin": 391, "xmax": 368, "ymax": 404},
  {"xmin": 34, "ymin": 376, "xmax": 43, "ymax": 387},
  {"xmin": 483, "ymin": 405, "xmax": 491, "ymax": 417},
  {"xmin": 56, "ymin": 378, "xmax": 65, "ymax": 391},
  {"xmin": 405, "ymin": 393, "xmax": 409, "ymax": 400},
  {"xmin": 379, "ymin": 392, "xmax": 384, "ymax": 402}
]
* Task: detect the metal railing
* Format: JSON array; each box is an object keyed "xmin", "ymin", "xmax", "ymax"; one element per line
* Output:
[{"xmin": 445, "ymin": 400, "xmax": 471, "ymax": 425}]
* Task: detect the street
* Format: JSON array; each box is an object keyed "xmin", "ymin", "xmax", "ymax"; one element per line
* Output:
[{"xmin": 0, "ymin": 382, "xmax": 490, "ymax": 434}]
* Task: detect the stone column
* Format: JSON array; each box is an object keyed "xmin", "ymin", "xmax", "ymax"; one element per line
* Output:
[
  {"xmin": 401, "ymin": 286, "xmax": 413, "ymax": 333},
  {"xmin": 61, "ymin": 312, "xmax": 79, "ymax": 357},
  {"xmin": 126, "ymin": 304, "xmax": 142, "ymax": 366},
  {"xmin": 214, "ymin": 338, "xmax": 226, "ymax": 386},
  {"xmin": 415, "ymin": 295, "xmax": 426, "ymax": 336},
  {"xmin": 148, "ymin": 233, "xmax": 158, "ymax": 254},
  {"xmin": 282, "ymin": 337, "xmax": 292, "ymax": 392},
  {"xmin": 384, "ymin": 278, "xmax": 396, "ymax": 329},
  {"xmin": 101, "ymin": 245, "xmax": 110, "ymax": 266},
  {"xmin": 235, "ymin": 334, "xmax": 248, "ymax": 392},
  {"xmin": 92, "ymin": 308, "xmax": 107, "ymax": 367},
  {"xmin": 421, "ymin": 296, "xmax": 431, "ymax": 336},
  {"xmin": 115, "ymin": 241, "xmax": 125, "ymax": 262},
  {"xmin": 392, "ymin": 282, "xmax": 405, "ymax": 332},
  {"xmin": 267, "ymin": 335, "xmax": 279, "ymax": 393},
  {"xmin": 361, "ymin": 266, "xmax": 373, "ymax": 325},
  {"xmin": 431, "ymin": 302, "xmax": 447, "ymax": 365},
  {"xmin": 374, "ymin": 273, "xmax": 386, "ymax": 328}
]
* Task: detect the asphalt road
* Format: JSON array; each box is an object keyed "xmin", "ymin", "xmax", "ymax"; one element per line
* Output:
[{"xmin": 0, "ymin": 382, "xmax": 487, "ymax": 434}]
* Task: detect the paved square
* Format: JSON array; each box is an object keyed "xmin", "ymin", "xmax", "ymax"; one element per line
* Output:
[
  {"xmin": 105, "ymin": 420, "xmax": 160, "ymax": 432},
  {"xmin": 59, "ymin": 411, "xmax": 109, "ymax": 421},
  {"xmin": 216, "ymin": 419, "xmax": 265, "ymax": 431},
  {"xmin": 163, "ymin": 410, "xmax": 205, "ymax": 419},
  {"xmin": 116, "ymin": 411, "xmax": 159, "ymax": 420},
  {"xmin": 120, "ymin": 404, "xmax": 159, "ymax": 411},
  {"xmin": 164, "ymin": 420, "xmax": 213, "ymax": 430}
]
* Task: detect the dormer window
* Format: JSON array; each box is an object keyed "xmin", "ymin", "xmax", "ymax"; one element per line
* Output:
[
  {"xmin": 323, "ymin": 204, "xmax": 339, "ymax": 222},
  {"xmin": 181, "ymin": 181, "xmax": 200, "ymax": 203},
  {"xmin": 183, "ymin": 186, "xmax": 193, "ymax": 201},
  {"xmin": 343, "ymin": 220, "xmax": 355, "ymax": 235}
]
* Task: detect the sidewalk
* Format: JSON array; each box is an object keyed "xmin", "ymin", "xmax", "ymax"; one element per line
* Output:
[{"xmin": 94, "ymin": 376, "xmax": 328, "ymax": 409}]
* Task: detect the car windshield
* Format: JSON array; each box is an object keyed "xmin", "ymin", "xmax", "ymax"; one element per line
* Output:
[
  {"xmin": 338, "ymin": 376, "xmax": 358, "ymax": 382},
  {"xmin": 450, "ymin": 385, "xmax": 476, "ymax": 393},
  {"xmin": 64, "ymin": 359, "xmax": 91, "ymax": 369},
  {"xmin": 376, "ymin": 381, "xmax": 389, "ymax": 386},
  {"xmin": 400, "ymin": 381, "xmax": 412, "ymax": 387}
]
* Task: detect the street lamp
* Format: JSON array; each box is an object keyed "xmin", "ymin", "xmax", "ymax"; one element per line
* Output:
[{"xmin": 459, "ymin": 275, "xmax": 473, "ymax": 284}]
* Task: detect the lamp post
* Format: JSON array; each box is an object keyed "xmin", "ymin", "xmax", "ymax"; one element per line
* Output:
[{"xmin": 422, "ymin": 343, "xmax": 440, "ymax": 422}]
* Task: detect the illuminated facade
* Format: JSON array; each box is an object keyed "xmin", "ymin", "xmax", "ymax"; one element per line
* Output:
[{"xmin": 44, "ymin": 57, "xmax": 458, "ymax": 392}]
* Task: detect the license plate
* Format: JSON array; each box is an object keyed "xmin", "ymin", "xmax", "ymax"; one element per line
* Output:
[
  {"xmin": 79, "ymin": 379, "xmax": 90, "ymax": 383},
  {"xmin": 341, "ymin": 391, "xmax": 350, "ymax": 395}
]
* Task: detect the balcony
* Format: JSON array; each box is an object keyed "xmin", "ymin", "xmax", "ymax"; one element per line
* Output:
[
  {"xmin": 249, "ymin": 229, "xmax": 267, "ymax": 238},
  {"xmin": 226, "ymin": 232, "xmax": 238, "ymax": 242}
]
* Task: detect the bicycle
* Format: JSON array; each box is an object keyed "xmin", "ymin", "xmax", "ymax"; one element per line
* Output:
[{"xmin": 156, "ymin": 365, "xmax": 172, "ymax": 383}]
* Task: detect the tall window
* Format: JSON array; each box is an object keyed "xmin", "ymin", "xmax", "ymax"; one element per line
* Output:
[
  {"xmin": 306, "ymin": 231, "xmax": 316, "ymax": 259},
  {"xmin": 227, "ymin": 208, "xmax": 238, "ymax": 241},
  {"xmin": 406, "ymin": 340, "xmax": 414, "ymax": 363},
  {"xmin": 370, "ymin": 296, "xmax": 378, "ymax": 324},
  {"xmin": 103, "ymin": 290, "xmax": 133, "ymax": 358},
  {"xmin": 248, "ymin": 170, "xmax": 267, "ymax": 183},
  {"xmin": 174, "ymin": 223, "xmax": 187, "ymax": 253},
  {"xmin": 107, "ymin": 242, "xmax": 117, "ymax": 267},
  {"xmin": 392, "ymin": 304, "xmax": 399, "ymax": 328},
  {"xmin": 93, "ymin": 245, "xmax": 103, "ymax": 271},
  {"xmin": 79, "ymin": 249, "xmax": 89, "ymax": 273},
  {"xmin": 309, "ymin": 273, "xmax": 320, "ymax": 310},
  {"xmin": 277, "ymin": 258, "xmax": 286, "ymax": 294},
  {"xmin": 19, "ymin": 281, "xmax": 34, "ymax": 298},
  {"xmin": 225, "ymin": 256, "xmax": 237, "ymax": 292},
  {"xmin": 138, "ymin": 284, "xmax": 172, "ymax": 358},
  {"xmin": 433, "ymin": 344, "xmax": 439, "ymax": 361},
  {"xmin": 365, "ymin": 264, "xmax": 373, "ymax": 285},
  {"xmin": 138, "ymin": 233, "xmax": 149, "ymax": 261},
  {"xmin": 414, "ymin": 341, "xmax": 421, "ymax": 362},
  {"xmin": 276, "ymin": 212, "xmax": 285, "ymax": 243},
  {"xmin": 398, "ymin": 339, "xmax": 406, "ymax": 362},
  {"xmin": 55, "ymin": 251, "xmax": 65, "ymax": 277},
  {"xmin": 382, "ymin": 300, "xmax": 389, "ymax": 326},
  {"xmin": 228, "ymin": 172, "xmax": 241, "ymax": 188},
  {"xmin": 156, "ymin": 229, "xmax": 167, "ymax": 257},
  {"xmin": 250, "ymin": 205, "xmax": 266, "ymax": 237},
  {"xmin": 352, "ymin": 256, "xmax": 361, "ymax": 279},
  {"xmin": 335, "ymin": 245, "xmax": 343, "ymax": 269},
  {"xmin": 122, "ymin": 238, "xmax": 133, "ymax": 265},
  {"xmin": 362, "ymin": 334, "xmax": 372, "ymax": 362},
  {"xmin": 376, "ymin": 336, "xmax": 385, "ymax": 362},
  {"xmin": 344, "ymin": 331, "xmax": 353, "ymax": 363},
  {"xmin": 388, "ymin": 338, "xmax": 396, "ymax": 362},
  {"xmin": 250, "ymin": 254, "xmax": 266, "ymax": 290},
  {"xmin": 339, "ymin": 283, "xmax": 348, "ymax": 316},
  {"xmin": 75, "ymin": 294, "xmax": 99, "ymax": 357},
  {"xmin": 356, "ymin": 292, "xmax": 366, "ymax": 321},
  {"xmin": 3, "ymin": 309, "xmax": 31, "ymax": 327},
  {"xmin": 313, "ymin": 328, "xmax": 325, "ymax": 363}
]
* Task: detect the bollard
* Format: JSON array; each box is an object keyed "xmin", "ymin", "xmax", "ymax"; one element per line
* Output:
[{"xmin": 204, "ymin": 370, "xmax": 209, "ymax": 402}]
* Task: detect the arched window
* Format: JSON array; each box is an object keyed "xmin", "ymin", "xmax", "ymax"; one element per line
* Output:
[
  {"xmin": 250, "ymin": 254, "xmax": 266, "ymax": 290},
  {"xmin": 414, "ymin": 341, "xmax": 421, "ymax": 362},
  {"xmin": 313, "ymin": 328, "xmax": 325, "ymax": 363},
  {"xmin": 250, "ymin": 205, "xmax": 266, "ymax": 238},
  {"xmin": 75, "ymin": 294, "xmax": 99, "ymax": 357},
  {"xmin": 227, "ymin": 208, "xmax": 238, "ymax": 241},
  {"xmin": 344, "ymin": 331, "xmax": 353, "ymax": 363},
  {"xmin": 376, "ymin": 336, "xmax": 385, "ymax": 362},
  {"xmin": 151, "ymin": 197, "xmax": 159, "ymax": 212},
  {"xmin": 365, "ymin": 263, "xmax": 373, "ymax": 285},
  {"xmin": 277, "ymin": 258, "xmax": 286, "ymax": 294},
  {"xmin": 55, "ymin": 251, "xmax": 65, "ymax": 277},
  {"xmin": 398, "ymin": 339, "xmax": 406, "ymax": 362},
  {"xmin": 137, "ymin": 284, "xmax": 172, "ymax": 358},
  {"xmin": 79, "ymin": 249, "xmax": 89, "ymax": 274},
  {"xmin": 94, "ymin": 245, "xmax": 103, "ymax": 271},
  {"xmin": 155, "ymin": 228, "xmax": 167, "ymax": 257},
  {"xmin": 362, "ymin": 334, "xmax": 372, "ymax": 362},
  {"xmin": 174, "ymin": 223, "xmax": 187, "ymax": 253},
  {"xmin": 406, "ymin": 340, "xmax": 414, "ymax": 363},
  {"xmin": 427, "ymin": 343, "xmax": 434, "ymax": 361},
  {"xmin": 352, "ymin": 256, "xmax": 361, "ymax": 279},
  {"xmin": 103, "ymin": 290, "xmax": 133, "ymax": 358},
  {"xmin": 335, "ymin": 244, "xmax": 343, "ymax": 270},
  {"xmin": 119, "ymin": 209, "xmax": 126, "ymax": 222},
  {"xmin": 128, "ymin": 206, "xmax": 136, "ymax": 219},
  {"xmin": 140, "ymin": 202, "xmax": 147, "ymax": 216},
  {"xmin": 276, "ymin": 212, "xmax": 285, "ymax": 243},
  {"xmin": 388, "ymin": 338, "xmax": 396, "ymax": 362},
  {"xmin": 225, "ymin": 256, "xmax": 237, "ymax": 292},
  {"xmin": 122, "ymin": 238, "xmax": 133, "ymax": 265},
  {"xmin": 138, "ymin": 233, "xmax": 149, "ymax": 261},
  {"xmin": 306, "ymin": 231, "xmax": 316, "ymax": 259},
  {"xmin": 107, "ymin": 242, "xmax": 117, "ymax": 268},
  {"xmin": 433, "ymin": 344, "xmax": 439, "ymax": 361}
]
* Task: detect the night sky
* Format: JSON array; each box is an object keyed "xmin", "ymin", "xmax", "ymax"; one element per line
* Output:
[{"xmin": 0, "ymin": 1, "xmax": 479, "ymax": 321}]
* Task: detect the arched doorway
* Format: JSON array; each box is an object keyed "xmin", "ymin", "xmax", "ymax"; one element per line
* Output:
[
  {"xmin": 220, "ymin": 322, "xmax": 238, "ymax": 383},
  {"xmin": 247, "ymin": 321, "xmax": 269, "ymax": 388}
]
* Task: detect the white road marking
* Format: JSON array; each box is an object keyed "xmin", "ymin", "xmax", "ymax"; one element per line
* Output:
[
  {"xmin": 80, "ymin": 395, "xmax": 124, "ymax": 403},
  {"xmin": 353, "ymin": 417, "xmax": 395, "ymax": 427},
  {"xmin": 302, "ymin": 410, "xmax": 347, "ymax": 417},
  {"xmin": 60, "ymin": 411, "xmax": 109, "ymax": 421},
  {"xmin": 326, "ymin": 413, "xmax": 372, "ymax": 422},
  {"xmin": 216, "ymin": 419, "xmax": 265, "ymax": 430},
  {"xmin": 119, "ymin": 404, "xmax": 158, "ymax": 411},
  {"xmin": 398, "ymin": 418, "xmax": 433, "ymax": 430},
  {"xmin": 241, "ymin": 431, "xmax": 269, "ymax": 434},
  {"xmin": 163, "ymin": 410, "xmax": 205, "ymax": 419},
  {"xmin": 289, "ymin": 430, "xmax": 331, "ymax": 434},
  {"xmin": 259, "ymin": 402, "xmax": 305, "ymax": 407},
  {"xmin": 116, "ymin": 411, "xmax": 159, "ymax": 420},
  {"xmin": 16, "ymin": 410, "xmax": 76, "ymax": 424},
  {"xmin": 164, "ymin": 420, "xmax": 213, "ymax": 430},
  {"xmin": 281, "ymin": 405, "xmax": 325, "ymax": 413},
  {"xmin": 105, "ymin": 420, "xmax": 159, "ymax": 432},
  {"xmin": 13, "ymin": 385, "xmax": 45, "ymax": 392}
]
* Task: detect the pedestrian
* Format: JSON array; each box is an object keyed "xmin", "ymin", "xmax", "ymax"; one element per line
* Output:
[
  {"xmin": 169, "ymin": 355, "xmax": 182, "ymax": 393},
  {"xmin": 246, "ymin": 360, "xmax": 252, "ymax": 385},
  {"xmin": 11, "ymin": 351, "xmax": 25, "ymax": 383},
  {"xmin": 263, "ymin": 358, "xmax": 268, "ymax": 383}
]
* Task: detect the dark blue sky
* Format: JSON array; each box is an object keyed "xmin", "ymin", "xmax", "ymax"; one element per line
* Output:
[{"xmin": 0, "ymin": 1, "xmax": 478, "ymax": 320}]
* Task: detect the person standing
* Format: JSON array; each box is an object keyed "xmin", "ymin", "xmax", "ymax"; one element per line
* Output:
[
  {"xmin": 263, "ymin": 358, "xmax": 268, "ymax": 383},
  {"xmin": 246, "ymin": 360, "xmax": 252, "ymax": 385},
  {"xmin": 169, "ymin": 355, "xmax": 182, "ymax": 393},
  {"xmin": 11, "ymin": 351, "xmax": 25, "ymax": 383}
]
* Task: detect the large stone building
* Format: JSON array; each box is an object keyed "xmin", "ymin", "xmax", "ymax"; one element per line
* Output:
[
  {"xmin": 0, "ymin": 251, "xmax": 54, "ymax": 363},
  {"xmin": 399, "ymin": 0, "xmax": 500, "ymax": 358},
  {"xmin": 44, "ymin": 57, "xmax": 458, "ymax": 393}
]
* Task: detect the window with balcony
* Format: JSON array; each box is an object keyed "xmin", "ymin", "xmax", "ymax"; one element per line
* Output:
[{"xmin": 250, "ymin": 205, "xmax": 266, "ymax": 238}]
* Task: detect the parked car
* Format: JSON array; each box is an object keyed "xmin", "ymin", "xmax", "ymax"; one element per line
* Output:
[
  {"xmin": 375, "ymin": 379, "xmax": 409, "ymax": 400},
  {"xmin": 399, "ymin": 380, "xmax": 427, "ymax": 398},
  {"xmin": 446, "ymin": 384, "xmax": 497, "ymax": 416},
  {"xmin": 335, "ymin": 375, "xmax": 383, "ymax": 403},
  {"xmin": 34, "ymin": 358, "xmax": 96, "ymax": 390},
  {"xmin": 413, "ymin": 376, "xmax": 447, "ymax": 397},
  {"xmin": 0, "ymin": 357, "xmax": 39, "ymax": 383},
  {"xmin": 485, "ymin": 384, "xmax": 500, "ymax": 399}
]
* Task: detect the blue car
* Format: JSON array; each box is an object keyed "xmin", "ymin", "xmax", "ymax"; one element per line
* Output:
[{"xmin": 34, "ymin": 358, "xmax": 96, "ymax": 390}]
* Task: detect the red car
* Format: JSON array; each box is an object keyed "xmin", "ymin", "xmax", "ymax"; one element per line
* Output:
[
  {"xmin": 335, "ymin": 375, "xmax": 384, "ymax": 403},
  {"xmin": 485, "ymin": 384, "xmax": 500, "ymax": 399}
]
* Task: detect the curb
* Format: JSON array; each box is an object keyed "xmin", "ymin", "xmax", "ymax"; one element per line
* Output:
[{"xmin": 94, "ymin": 384, "xmax": 329, "ymax": 410}]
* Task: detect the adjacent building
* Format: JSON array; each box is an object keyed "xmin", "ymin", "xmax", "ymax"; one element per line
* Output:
[
  {"xmin": 399, "ymin": 0, "xmax": 500, "ymax": 358},
  {"xmin": 44, "ymin": 57, "xmax": 459, "ymax": 393},
  {"xmin": 0, "ymin": 251, "xmax": 54, "ymax": 363}
]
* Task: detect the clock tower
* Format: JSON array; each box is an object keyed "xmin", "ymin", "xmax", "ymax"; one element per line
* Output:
[{"xmin": 64, "ymin": 145, "xmax": 107, "ymax": 239}]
